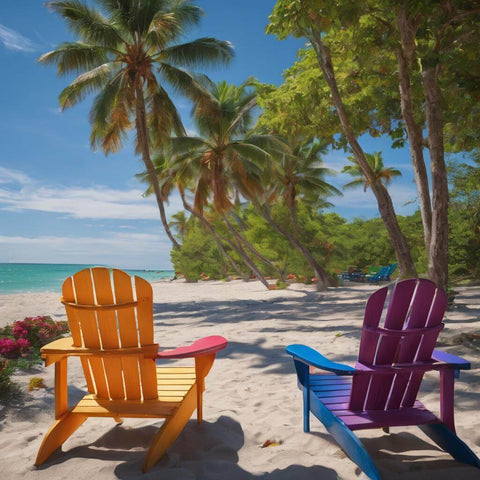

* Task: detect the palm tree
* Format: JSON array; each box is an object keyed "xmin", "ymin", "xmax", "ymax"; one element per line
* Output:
[
  {"xmin": 252, "ymin": 137, "xmax": 341, "ymax": 290},
  {"xmin": 168, "ymin": 211, "xmax": 189, "ymax": 241},
  {"xmin": 39, "ymin": 0, "xmax": 234, "ymax": 249},
  {"xmin": 165, "ymin": 78, "xmax": 287, "ymax": 287},
  {"xmin": 342, "ymin": 151, "xmax": 402, "ymax": 192},
  {"xmin": 167, "ymin": 78, "xmax": 282, "ymax": 214},
  {"xmin": 269, "ymin": 138, "xmax": 340, "ymax": 231}
]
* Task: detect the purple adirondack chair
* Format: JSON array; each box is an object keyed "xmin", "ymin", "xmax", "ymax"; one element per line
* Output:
[{"xmin": 287, "ymin": 279, "xmax": 480, "ymax": 479}]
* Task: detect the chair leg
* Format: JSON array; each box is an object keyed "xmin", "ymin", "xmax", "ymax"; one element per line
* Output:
[
  {"xmin": 309, "ymin": 393, "xmax": 381, "ymax": 480},
  {"xmin": 142, "ymin": 384, "xmax": 198, "ymax": 473},
  {"xmin": 419, "ymin": 423, "xmax": 480, "ymax": 468},
  {"xmin": 35, "ymin": 412, "xmax": 87, "ymax": 466}
]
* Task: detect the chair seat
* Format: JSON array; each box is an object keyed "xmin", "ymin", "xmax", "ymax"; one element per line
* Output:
[
  {"xmin": 309, "ymin": 374, "xmax": 439, "ymax": 431},
  {"xmin": 72, "ymin": 367, "xmax": 196, "ymax": 418}
]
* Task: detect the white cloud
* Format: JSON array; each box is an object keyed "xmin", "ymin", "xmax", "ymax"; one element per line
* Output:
[
  {"xmin": 0, "ymin": 24, "xmax": 35, "ymax": 52},
  {"xmin": 0, "ymin": 167, "xmax": 184, "ymax": 220},
  {"xmin": 0, "ymin": 232, "xmax": 172, "ymax": 269},
  {"xmin": 0, "ymin": 166, "xmax": 32, "ymax": 185},
  {"xmin": 329, "ymin": 183, "xmax": 419, "ymax": 214}
]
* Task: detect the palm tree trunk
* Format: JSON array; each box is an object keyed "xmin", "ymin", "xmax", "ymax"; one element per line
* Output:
[
  {"xmin": 226, "ymin": 213, "xmax": 279, "ymax": 274},
  {"xmin": 134, "ymin": 84, "xmax": 181, "ymax": 250},
  {"xmin": 179, "ymin": 191, "xmax": 246, "ymax": 279},
  {"xmin": 309, "ymin": 32, "xmax": 417, "ymax": 279},
  {"xmin": 422, "ymin": 65, "xmax": 449, "ymax": 291},
  {"xmin": 253, "ymin": 201, "xmax": 333, "ymax": 291},
  {"xmin": 220, "ymin": 229, "xmax": 271, "ymax": 289},
  {"xmin": 396, "ymin": 8, "xmax": 433, "ymax": 258}
]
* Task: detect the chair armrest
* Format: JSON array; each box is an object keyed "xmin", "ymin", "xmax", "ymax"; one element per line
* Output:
[
  {"xmin": 286, "ymin": 344, "xmax": 356, "ymax": 375},
  {"xmin": 157, "ymin": 335, "xmax": 228, "ymax": 359},
  {"xmin": 432, "ymin": 349, "xmax": 471, "ymax": 370}
]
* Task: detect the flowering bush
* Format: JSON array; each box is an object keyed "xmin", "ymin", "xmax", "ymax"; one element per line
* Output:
[
  {"xmin": 0, "ymin": 316, "xmax": 69, "ymax": 359},
  {"xmin": 0, "ymin": 337, "xmax": 30, "ymax": 358}
]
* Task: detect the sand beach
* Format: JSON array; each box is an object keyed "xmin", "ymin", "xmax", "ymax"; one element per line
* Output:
[{"xmin": 0, "ymin": 280, "xmax": 479, "ymax": 479}]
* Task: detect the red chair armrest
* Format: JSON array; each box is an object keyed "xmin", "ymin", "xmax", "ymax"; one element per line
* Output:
[{"xmin": 157, "ymin": 335, "xmax": 227, "ymax": 359}]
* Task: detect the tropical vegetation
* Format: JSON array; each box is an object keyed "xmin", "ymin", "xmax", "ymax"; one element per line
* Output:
[
  {"xmin": 0, "ymin": 316, "xmax": 69, "ymax": 396},
  {"xmin": 41, "ymin": 0, "xmax": 480, "ymax": 292}
]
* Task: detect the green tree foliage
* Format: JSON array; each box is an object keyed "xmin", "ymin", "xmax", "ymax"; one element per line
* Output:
[
  {"xmin": 448, "ymin": 154, "xmax": 480, "ymax": 277},
  {"xmin": 170, "ymin": 222, "xmax": 225, "ymax": 282}
]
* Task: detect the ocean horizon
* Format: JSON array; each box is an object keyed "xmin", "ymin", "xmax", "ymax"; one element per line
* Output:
[{"xmin": 0, "ymin": 263, "xmax": 175, "ymax": 294}]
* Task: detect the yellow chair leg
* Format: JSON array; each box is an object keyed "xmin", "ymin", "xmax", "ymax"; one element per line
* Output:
[
  {"xmin": 35, "ymin": 412, "xmax": 87, "ymax": 466},
  {"xmin": 142, "ymin": 385, "xmax": 198, "ymax": 473},
  {"xmin": 195, "ymin": 354, "xmax": 215, "ymax": 425}
]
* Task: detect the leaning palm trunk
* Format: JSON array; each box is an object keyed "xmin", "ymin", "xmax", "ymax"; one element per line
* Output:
[
  {"xmin": 135, "ymin": 85, "xmax": 180, "ymax": 250},
  {"xmin": 396, "ymin": 9, "xmax": 433, "ymax": 258},
  {"xmin": 219, "ymin": 230, "xmax": 271, "ymax": 289},
  {"xmin": 310, "ymin": 32, "xmax": 417, "ymax": 278},
  {"xmin": 253, "ymin": 202, "xmax": 333, "ymax": 291},
  {"xmin": 225, "ymin": 213, "xmax": 279, "ymax": 275},
  {"xmin": 179, "ymin": 192, "xmax": 246, "ymax": 279}
]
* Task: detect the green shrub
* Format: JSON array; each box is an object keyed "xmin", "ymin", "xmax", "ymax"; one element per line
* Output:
[{"xmin": 0, "ymin": 358, "xmax": 13, "ymax": 395}]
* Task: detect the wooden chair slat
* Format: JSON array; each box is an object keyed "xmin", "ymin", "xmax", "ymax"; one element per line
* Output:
[
  {"xmin": 140, "ymin": 359, "xmax": 158, "ymax": 400},
  {"xmin": 121, "ymin": 357, "xmax": 141, "ymax": 400},
  {"xmin": 87, "ymin": 357, "xmax": 110, "ymax": 398},
  {"xmin": 364, "ymin": 280, "xmax": 418, "ymax": 410},
  {"xmin": 387, "ymin": 282, "xmax": 436, "ymax": 409},
  {"xmin": 92, "ymin": 268, "xmax": 125, "ymax": 400},
  {"xmin": 62, "ymin": 277, "xmax": 82, "ymax": 346},
  {"xmin": 401, "ymin": 289, "xmax": 448, "ymax": 407},
  {"xmin": 135, "ymin": 275, "xmax": 154, "ymax": 345},
  {"xmin": 351, "ymin": 287, "xmax": 387, "ymax": 410},
  {"xmin": 113, "ymin": 269, "xmax": 139, "ymax": 348},
  {"xmin": 72, "ymin": 269, "xmax": 108, "ymax": 396}
]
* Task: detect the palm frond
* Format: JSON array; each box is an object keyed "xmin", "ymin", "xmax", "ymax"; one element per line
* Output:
[
  {"xmin": 46, "ymin": 1, "xmax": 124, "ymax": 48},
  {"xmin": 158, "ymin": 63, "xmax": 219, "ymax": 118},
  {"xmin": 161, "ymin": 38, "xmax": 234, "ymax": 68},
  {"xmin": 38, "ymin": 42, "xmax": 109, "ymax": 76},
  {"xmin": 148, "ymin": 85, "xmax": 186, "ymax": 146},
  {"xmin": 170, "ymin": 1, "xmax": 203, "ymax": 27},
  {"xmin": 58, "ymin": 62, "xmax": 115, "ymax": 109},
  {"xmin": 146, "ymin": 10, "xmax": 183, "ymax": 50},
  {"xmin": 169, "ymin": 136, "xmax": 211, "ymax": 155},
  {"xmin": 226, "ymin": 96, "xmax": 257, "ymax": 137},
  {"xmin": 89, "ymin": 70, "xmax": 132, "ymax": 151},
  {"xmin": 342, "ymin": 178, "xmax": 367, "ymax": 191},
  {"xmin": 246, "ymin": 134, "xmax": 290, "ymax": 155},
  {"xmin": 228, "ymin": 142, "xmax": 270, "ymax": 166}
]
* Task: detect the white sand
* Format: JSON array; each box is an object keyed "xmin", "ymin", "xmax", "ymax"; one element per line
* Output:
[{"xmin": 0, "ymin": 280, "xmax": 479, "ymax": 479}]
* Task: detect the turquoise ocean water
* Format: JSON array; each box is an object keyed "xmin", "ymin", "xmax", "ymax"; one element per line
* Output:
[{"xmin": 0, "ymin": 263, "xmax": 175, "ymax": 294}]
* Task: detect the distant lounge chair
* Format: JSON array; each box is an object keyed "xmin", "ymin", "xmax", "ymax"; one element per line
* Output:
[
  {"xmin": 35, "ymin": 267, "xmax": 227, "ymax": 472},
  {"xmin": 340, "ymin": 266, "xmax": 366, "ymax": 282},
  {"xmin": 286, "ymin": 279, "xmax": 480, "ymax": 479},
  {"xmin": 365, "ymin": 263, "xmax": 397, "ymax": 283}
]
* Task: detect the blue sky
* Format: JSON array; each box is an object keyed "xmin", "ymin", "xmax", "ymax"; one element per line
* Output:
[{"xmin": 0, "ymin": 0, "xmax": 420, "ymax": 270}]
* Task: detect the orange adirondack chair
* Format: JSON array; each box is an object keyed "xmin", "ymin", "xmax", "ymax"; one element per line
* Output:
[{"xmin": 35, "ymin": 267, "xmax": 227, "ymax": 472}]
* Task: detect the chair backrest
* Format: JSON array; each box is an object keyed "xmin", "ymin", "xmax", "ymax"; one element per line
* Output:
[
  {"xmin": 349, "ymin": 278, "xmax": 447, "ymax": 411},
  {"xmin": 373, "ymin": 266, "xmax": 389, "ymax": 279},
  {"xmin": 385, "ymin": 263, "xmax": 398, "ymax": 278},
  {"xmin": 62, "ymin": 267, "xmax": 158, "ymax": 401}
]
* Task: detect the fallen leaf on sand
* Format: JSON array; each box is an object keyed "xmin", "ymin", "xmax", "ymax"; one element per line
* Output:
[{"xmin": 261, "ymin": 439, "xmax": 283, "ymax": 448}]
